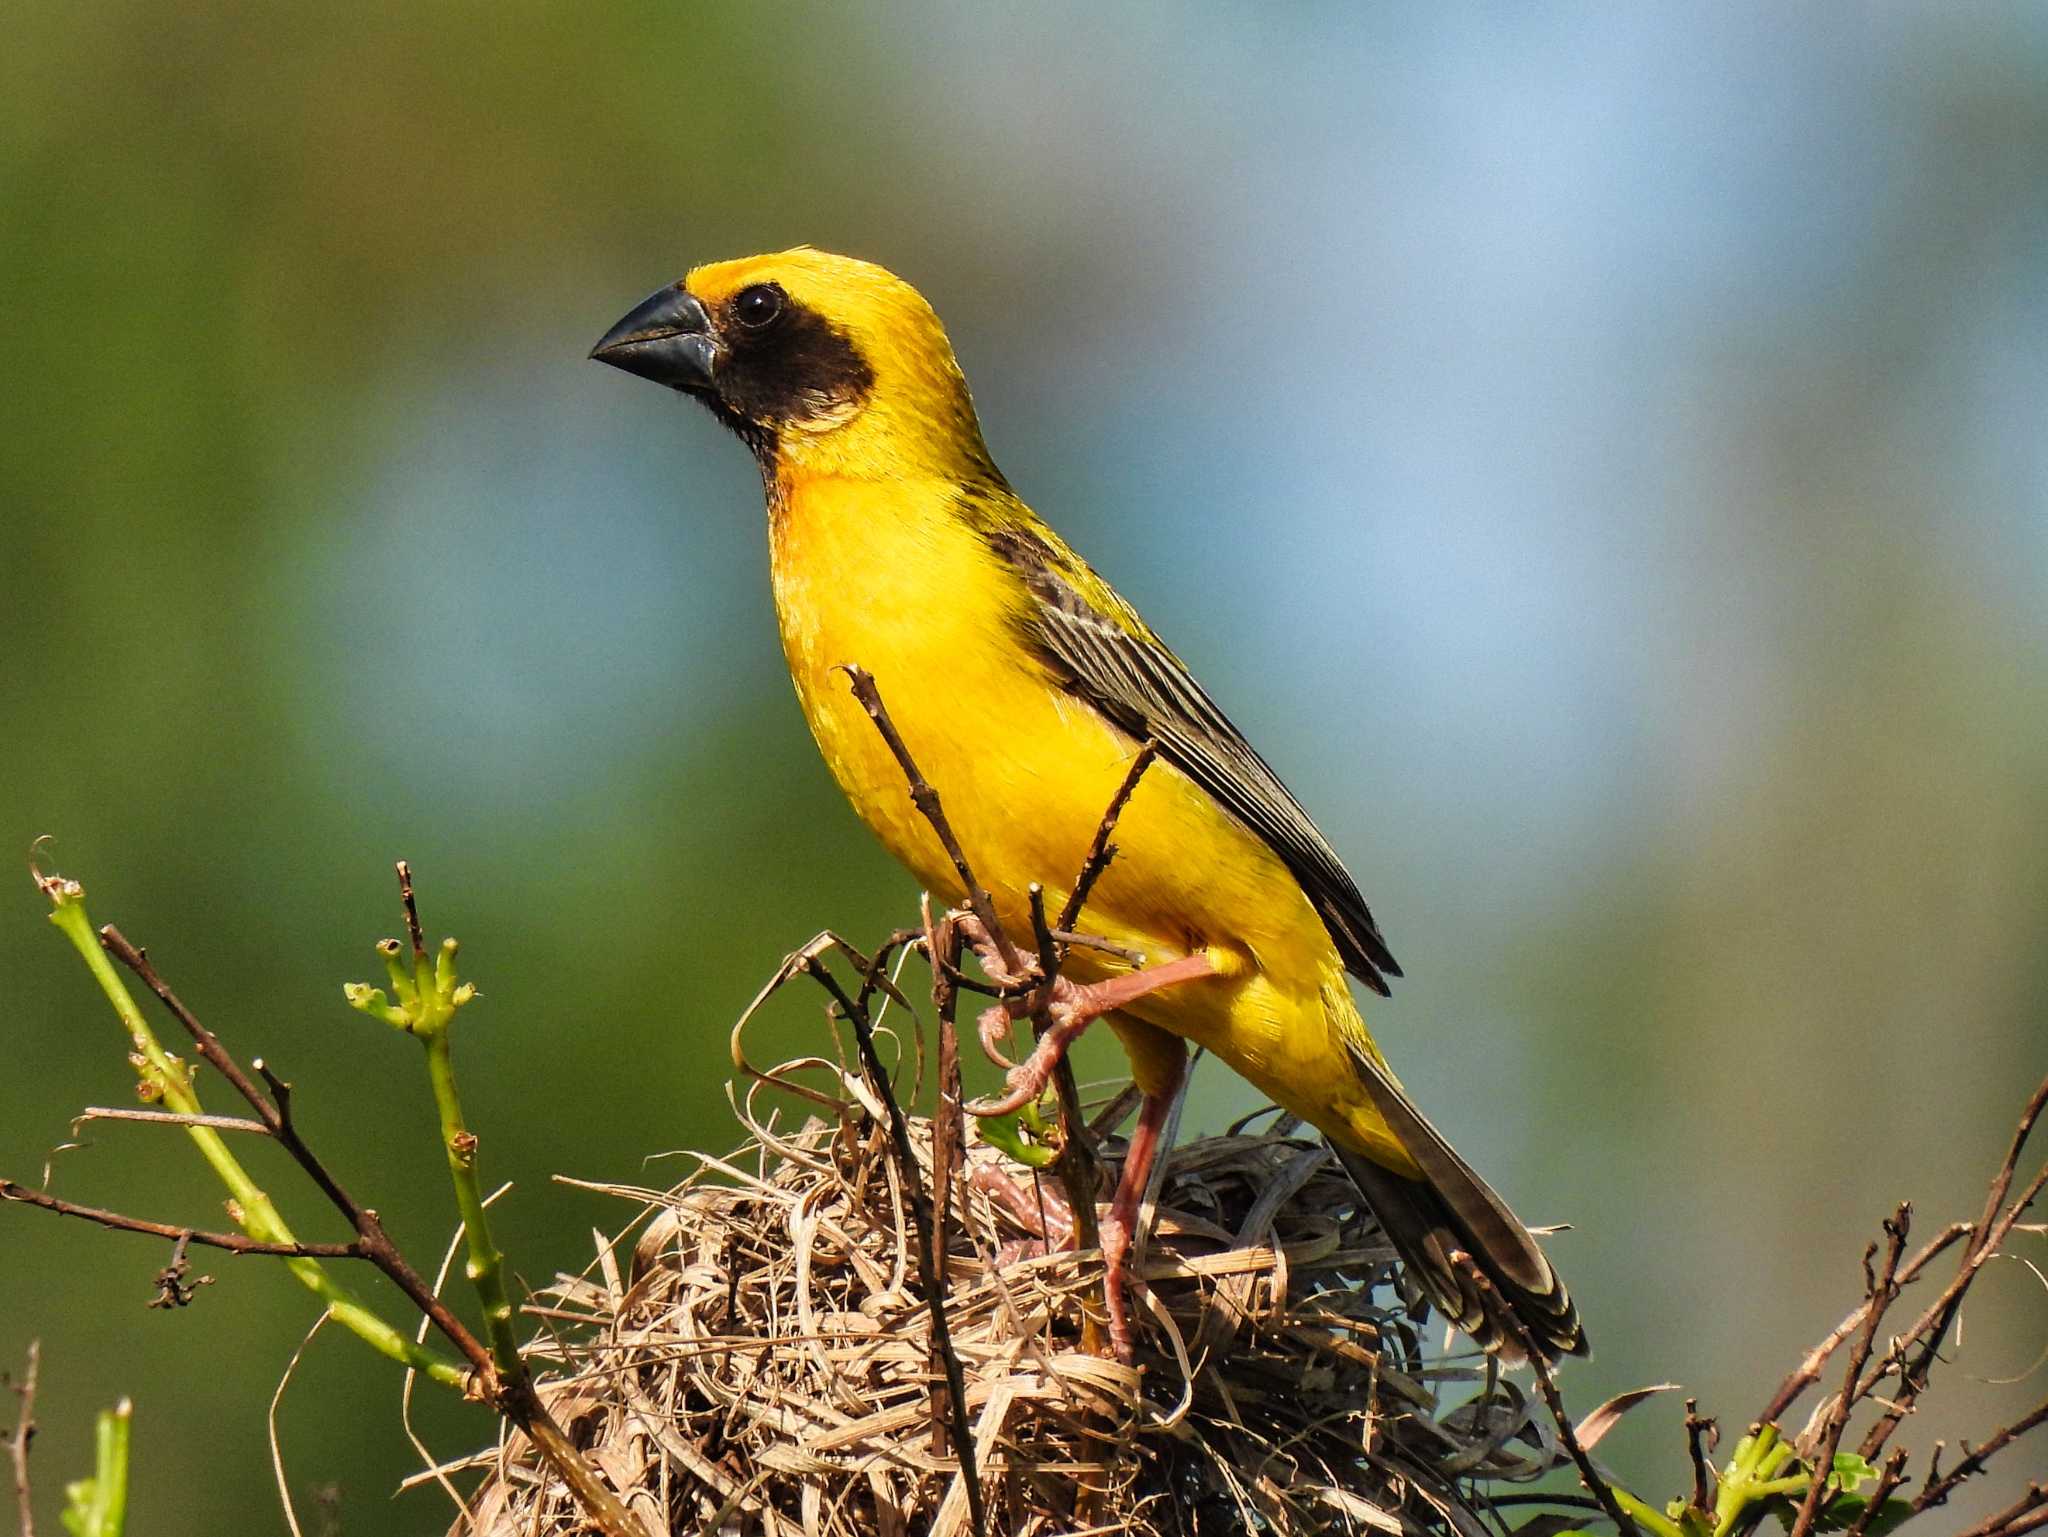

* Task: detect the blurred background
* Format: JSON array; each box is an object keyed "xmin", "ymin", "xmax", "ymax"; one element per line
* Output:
[{"xmin": 4, "ymin": 4, "xmax": 2044, "ymax": 1531}]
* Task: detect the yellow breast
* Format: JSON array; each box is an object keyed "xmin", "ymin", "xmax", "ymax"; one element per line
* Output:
[{"xmin": 767, "ymin": 472, "xmax": 1419, "ymax": 1175}]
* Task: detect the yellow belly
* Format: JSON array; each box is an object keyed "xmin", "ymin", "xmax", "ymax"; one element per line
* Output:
[{"xmin": 768, "ymin": 474, "xmax": 1419, "ymax": 1175}]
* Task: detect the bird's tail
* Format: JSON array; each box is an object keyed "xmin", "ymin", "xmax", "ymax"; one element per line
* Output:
[{"xmin": 1333, "ymin": 1046, "xmax": 1587, "ymax": 1364}]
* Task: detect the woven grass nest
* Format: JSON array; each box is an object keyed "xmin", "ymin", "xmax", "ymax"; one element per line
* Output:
[{"xmin": 454, "ymin": 1060, "xmax": 1575, "ymax": 1537}]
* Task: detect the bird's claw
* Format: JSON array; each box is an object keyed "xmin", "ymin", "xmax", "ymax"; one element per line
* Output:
[
  {"xmin": 976, "ymin": 999, "xmax": 1020, "ymax": 1071},
  {"xmin": 965, "ymin": 1020, "xmax": 1075, "ymax": 1117}
]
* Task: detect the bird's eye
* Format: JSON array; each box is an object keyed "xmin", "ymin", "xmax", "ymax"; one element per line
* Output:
[{"xmin": 733, "ymin": 284, "xmax": 785, "ymax": 331}]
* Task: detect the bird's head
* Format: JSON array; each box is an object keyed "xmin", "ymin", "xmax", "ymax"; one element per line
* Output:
[{"xmin": 591, "ymin": 248, "xmax": 1000, "ymax": 485}]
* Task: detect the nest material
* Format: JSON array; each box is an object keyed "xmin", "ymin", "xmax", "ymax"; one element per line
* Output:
[{"xmin": 455, "ymin": 1068, "xmax": 1564, "ymax": 1537}]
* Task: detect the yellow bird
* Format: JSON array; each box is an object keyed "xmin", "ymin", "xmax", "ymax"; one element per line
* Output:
[{"xmin": 592, "ymin": 247, "xmax": 1584, "ymax": 1364}]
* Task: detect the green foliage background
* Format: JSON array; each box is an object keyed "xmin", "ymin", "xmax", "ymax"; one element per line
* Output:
[{"xmin": 4, "ymin": 5, "xmax": 2043, "ymax": 1530}]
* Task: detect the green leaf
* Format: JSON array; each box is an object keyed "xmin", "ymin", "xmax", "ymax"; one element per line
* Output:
[
  {"xmin": 1828, "ymin": 1453, "xmax": 1879, "ymax": 1496},
  {"xmin": 1808, "ymin": 1494, "xmax": 1911, "ymax": 1537},
  {"xmin": 973, "ymin": 1109, "xmax": 1057, "ymax": 1167}
]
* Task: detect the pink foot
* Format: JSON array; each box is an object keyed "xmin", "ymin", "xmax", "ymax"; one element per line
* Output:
[
  {"xmin": 969, "ymin": 1162, "xmax": 1076, "ymax": 1249},
  {"xmin": 965, "ymin": 952, "xmax": 1218, "ymax": 1118}
]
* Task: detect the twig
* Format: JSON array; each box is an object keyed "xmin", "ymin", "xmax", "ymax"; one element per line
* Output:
[
  {"xmin": 1786, "ymin": 1206, "xmax": 1909, "ymax": 1537},
  {"xmin": 854, "ymin": 926, "xmax": 926, "ymax": 1024},
  {"xmin": 77, "ymin": 886, "xmax": 649, "ymax": 1537},
  {"xmin": 800, "ymin": 953, "xmax": 988, "ymax": 1537},
  {"xmin": 1858, "ymin": 1072, "xmax": 2048, "ymax": 1459},
  {"xmin": 1023, "ymin": 885, "xmax": 1104, "ymax": 1277},
  {"xmin": 840, "ymin": 665, "xmax": 1023, "ymax": 976},
  {"xmin": 1052, "ymin": 739, "xmax": 1158, "ymax": 935},
  {"xmin": 1046, "ymin": 928, "xmax": 1147, "ymax": 966},
  {"xmin": 1448, "ymin": 1250, "xmax": 1638, "ymax": 1537},
  {"xmin": 8, "ymin": 1341, "xmax": 37, "ymax": 1537},
  {"xmin": 1684, "ymin": 1398, "xmax": 1717, "ymax": 1515},
  {"xmin": 1950, "ymin": 1484, "xmax": 2048, "ymax": 1537},
  {"xmin": 1757, "ymin": 1219, "xmax": 1972, "ymax": 1425},
  {"xmin": 72, "ymin": 1107, "xmax": 273, "ymax": 1134},
  {"xmin": 0, "ymin": 1182, "xmax": 359, "ymax": 1257},
  {"xmin": 839, "ymin": 665, "xmax": 1108, "ymax": 1336},
  {"xmin": 397, "ymin": 858, "xmax": 427, "ymax": 965},
  {"xmin": 1039, "ymin": 739, "xmax": 1158, "ymax": 1263},
  {"xmin": 95, "ymin": 927, "xmax": 493, "ymax": 1385},
  {"xmin": 1912, "ymin": 1396, "xmax": 2048, "ymax": 1513},
  {"xmin": 1842, "ymin": 1449, "xmax": 1908, "ymax": 1537},
  {"xmin": 927, "ymin": 909, "xmax": 966, "ymax": 1459}
]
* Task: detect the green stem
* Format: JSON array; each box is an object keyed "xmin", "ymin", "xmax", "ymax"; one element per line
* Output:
[
  {"xmin": 62, "ymin": 1399, "xmax": 130, "ymax": 1537},
  {"xmin": 1748, "ymin": 1477, "xmax": 1819, "ymax": 1500},
  {"xmin": 1615, "ymin": 1488, "xmax": 1685, "ymax": 1537},
  {"xmin": 46, "ymin": 895, "xmax": 465, "ymax": 1389},
  {"xmin": 420, "ymin": 1027, "xmax": 523, "ymax": 1381}
]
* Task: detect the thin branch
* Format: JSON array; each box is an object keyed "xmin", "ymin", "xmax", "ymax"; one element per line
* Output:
[
  {"xmin": 97, "ymin": 925, "xmax": 284, "ymax": 1131},
  {"xmin": 1037, "ymin": 740, "xmax": 1158, "ymax": 1281},
  {"xmin": 840, "ymin": 665, "xmax": 1110, "ymax": 1333},
  {"xmin": 72, "ymin": 1107, "xmax": 273, "ymax": 1135},
  {"xmin": 94, "ymin": 926, "xmax": 496, "ymax": 1385},
  {"xmin": 853, "ymin": 926, "xmax": 926, "ymax": 1025},
  {"xmin": 1786, "ymin": 1206, "xmax": 1909, "ymax": 1537},
  {"xmin": 396, "ymin": 858, "xmax": 427, "ymax": 967},
  {"xmin": 8, "ymin": 1341, "xmax": 37, "ymax": 1537},
  {"xmin": 0, "ymin": 1182, "xmax": 361, "ymax": 1258},
  {"xmin": 799, "ymin": 953, "xmax": 987, "ymax": 1537},
  {"xmin": 927, "ymin": 908, "xmax": 966, "ymax": 1459},
  {"xmin": 1448, "ymin": 1250, "xmax": 1638, "ymax": 1537},
  {"xmin": 1758, "ymin": 1219, "xmax": 1971, "ymax": 1425},
  {"xmin": 839, "ymin": 664, "xmax": 1024, "ymax": 976},
  {"xmin": 1047, "ymin": 928, "xmax": 1146, "ymax": 966},
  {"xmin": 1842, "ymin": 1449, "xmax": 1908, "ymax": 1537},
  {"xmin": 1912, "ymin": 1396, "xmax": 2048, "ymax": 1513},
  {"xmin": 95, "ymin": 911, "xmax": 649, "ymax": 1537},
  {"xmin": 1859, "ymin": 1073, "xmax": 2048, "ymax": 1459},
  {"xmin": 1981, "ymin": 1074, "xmax": 2048, "ymax": 1248},
  {"xmin": 1023, "ymin": 884, "xmax": 1105, "ymax": 1274},
  {"xmin": 1950, "ymin": 1484, "xmax": 2048, "ymax": 1537},
  {"xmin": 1053, "ymin": 739, "xmax": 1158, "ymax": 935},
  {"xmin": 1684, "ymin": 1398, "xmax": 1717, "ymax": 1515}
]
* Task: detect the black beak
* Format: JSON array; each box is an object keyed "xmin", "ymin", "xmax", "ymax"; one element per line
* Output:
[{"xmin": 589, "ymin": 285, "xmax": 720, "ymax": 391}]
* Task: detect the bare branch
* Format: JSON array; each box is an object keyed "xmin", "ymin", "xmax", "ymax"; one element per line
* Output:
[
  {"xmin": 95, "ymin": 899, "xmax": 651, "ymax": 1537},
  {"xmin": 1, "ymin": 1181, "xmax": 361, "ymax": 1258},
  {"xmin": 1949, "ymin": 1483, "xmax": 2048, "ymax": 1537},
  {"xmin": 94, "ymin": 925, "xmax": 497, "ymax": 1385},
  {"xmin": 73, "ymin": 1106, "xmax": 272, "ymax": 1134},
  {"xmin": 839, "ymin": 664, "xmax": 1023, "ymax": 977},
  {"xmin": 1448, "ymin": 1250, "xmax": 1638, "ymax": 1537},
  {"xmin": 1053, "ymin": 739, "xmax": 1158, "ymax": 935},
  {"xmin": 98, "ymin": 924, "xmax": 283, "ymax": 1130},
  {"xmin": 1684, "ymin": 1398, "xmax": 1717, "ymax": 1515},
  {"xmin": 7, "ymin": 1341, "xmax": 37, "ymax": 1537},
  {"xmin": 1786, "ymin": 1205, "xmax": 1908, "ymax": 1537},
  {"xmin": 1758, "ymin": 1219, "xmax": 1970, "ymax": 1426},
  {"xmin": 396, "ymin": 858, "xmax": 427, "ymax": 966},
  {"xmin": 1859, "ymin": 1073, "xmax": 2048, "ymax": 1459},
  {"xmin": 1912, "ymin": 1396, "xmax": 2048, "ymax": 1514},
  {"xmin": 927, "ymin": 908, "xmax": 967, "ymax": 1459},
  {"xmin": 798, "ymin": 951, "xmax": 987, "ymax": 1537},
  {"xmin": 1842, "ymin": 1449, "xmax": 1908, "ymax": 1537}
]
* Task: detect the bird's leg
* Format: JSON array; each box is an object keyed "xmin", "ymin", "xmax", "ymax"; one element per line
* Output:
[
  {"xmin": 1099, "ymin": 1049, "xmax": 1187, "ymax": 1364},
  {"xmin": 967, "ymin": 1162, "xmax": 1076, "ymax": 1259},
  {"xmin": 965, "ymin": 952, "xmax": 1216, "ymax": 1117}
]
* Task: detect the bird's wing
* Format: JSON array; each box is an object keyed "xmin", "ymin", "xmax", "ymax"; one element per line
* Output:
[{"xmin": 983, "ymin": 518, "xmax": 1402, "ymax": 995}]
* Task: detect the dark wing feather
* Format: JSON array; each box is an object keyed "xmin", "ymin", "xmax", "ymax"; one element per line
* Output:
[{"xmin": 986, "ymin": 521, "xmax": 1402, "ymax": 994}]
